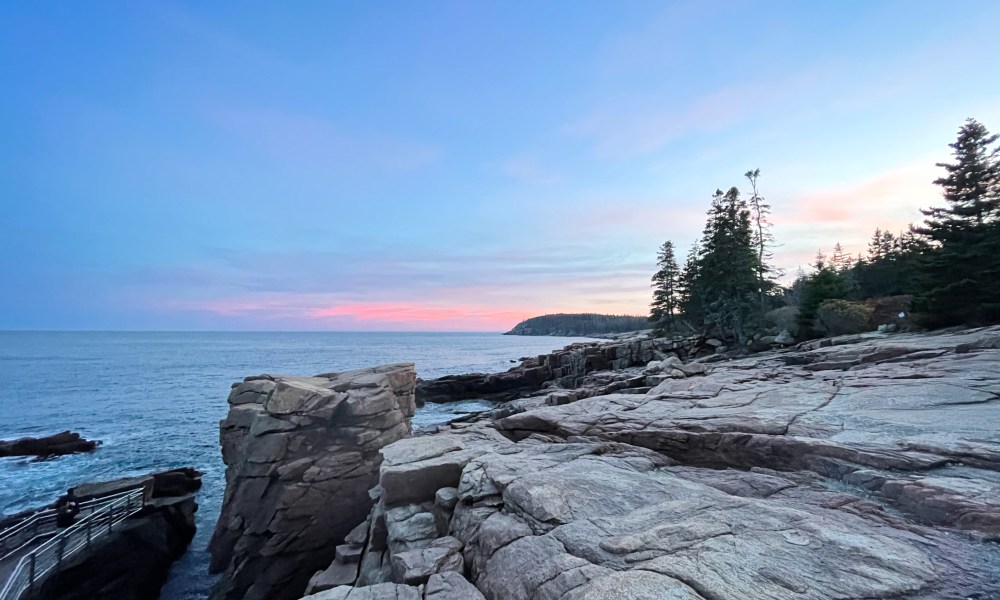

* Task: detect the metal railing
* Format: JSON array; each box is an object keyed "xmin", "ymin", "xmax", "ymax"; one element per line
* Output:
[
  {"xmin": 0, "ymin": 489, "xmax": 144, "ymax": 561},
  {"xmin": 0, "ymin": 489, "xmax": 145, "ymax": 600}
]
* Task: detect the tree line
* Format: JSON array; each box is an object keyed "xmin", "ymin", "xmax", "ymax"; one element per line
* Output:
[
  {"xmin": 506, "ymin": 313, "xmax": 650, "ymax": 336},
  {"xmin": 650, "ymin": 118, "xmax": 1000, "ymax": 342}
]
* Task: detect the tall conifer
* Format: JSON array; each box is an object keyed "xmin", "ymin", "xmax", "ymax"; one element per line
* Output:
[
  {"xmin": 917, "ymin": 119, "xmax": 1000, "ymax": 324},
  {"xmin": 649, "ymin": 241, "xmax": 681, "ymax": 333}
]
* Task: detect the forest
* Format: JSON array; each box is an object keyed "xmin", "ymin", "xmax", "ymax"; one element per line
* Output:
[
  {"xmin": 650, "ymin": 118, "xmax": 1000, "ymax": 344},
  {"xmin": 505, "ymin": 313, "xmax": 649, "ymax": 336}
]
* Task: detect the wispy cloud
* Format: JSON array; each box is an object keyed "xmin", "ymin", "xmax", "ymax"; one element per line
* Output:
[
  {"xmin": 495, "ymin": 154, "xmax": 561, "ymax": 184},
  {"xmin": 212, "ymin": 106, "xmax": 440, "ymax": 173},
  {"xmin": 568, "ymin": 71, "xmax": 830, "ymax": 159},
  {"xmin": 119, "ymin": 240, "xmax": 655, "ymax": 330}
]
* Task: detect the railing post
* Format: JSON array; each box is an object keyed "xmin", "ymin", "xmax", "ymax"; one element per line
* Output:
[
  {"xmin": 107, "ymin": 504, "xmax": 113, "ymax": 534},
  {"xmin": 29, "ymin": 552, "xmax": 37, "ymax": 589},
  {"xmin": 57, "ymin": 534, "xmax": 66, "ymax": 567},
  {"xmin": 86, "ymin": 516, "xmax": 92, "ymax": 547}
]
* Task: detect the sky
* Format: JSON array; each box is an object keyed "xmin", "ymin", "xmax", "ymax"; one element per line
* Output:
[{"xmin": 2, "ymin": 1, "xmax": 1000, "ymax": 331}]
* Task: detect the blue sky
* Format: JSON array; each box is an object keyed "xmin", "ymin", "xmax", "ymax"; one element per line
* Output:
[{"xmin": 3, "ymin": 1, "xmax": 999, "ymax": 330}]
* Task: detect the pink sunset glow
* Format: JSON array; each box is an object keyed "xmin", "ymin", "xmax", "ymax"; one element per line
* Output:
[{"xmin": 307, "ymin": 303, "xmax": 538, "ymax": 331}]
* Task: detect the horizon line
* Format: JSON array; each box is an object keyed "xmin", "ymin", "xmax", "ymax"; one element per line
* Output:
[{"xmin": 0, "ymin": 329, "xmax": 521, "ymax": 334}]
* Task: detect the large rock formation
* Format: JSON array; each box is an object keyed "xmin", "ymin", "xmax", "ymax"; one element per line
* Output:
[
  {"xmin": 304, "ymin": 327, "xmax": 1000, "ymax": 599},
  {"xmin": 209, "ymin": 364, "xmax": 417, "ymax": 600}
]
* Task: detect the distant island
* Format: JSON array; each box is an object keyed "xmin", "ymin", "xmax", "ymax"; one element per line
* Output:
[{"xmin": 505, "ymin": 313, "xmax": 649, "ymax": 336}]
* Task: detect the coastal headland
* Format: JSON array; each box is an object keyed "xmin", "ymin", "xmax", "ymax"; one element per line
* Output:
[{"xmin": 209, "ymin": 326, "xmax": 1000, "ymax": 599}]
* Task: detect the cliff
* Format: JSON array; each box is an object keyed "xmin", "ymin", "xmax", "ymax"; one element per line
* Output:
[
  {"xmin": 504, "ymin": 313, "xmax": 648, "ymax": 336},
  {"xmin": 208, "ymin": 364, "xmax": 417, "ymax": 600}
]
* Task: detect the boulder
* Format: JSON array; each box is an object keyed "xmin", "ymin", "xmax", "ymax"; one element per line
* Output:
[
  {"xmin": 434, "ymin": 487, "xmax": 458, "ymax": 511},
  {"xmin": 390, "ymin": 536, "xmax": 463, "ymax": 584},
  {"xmin": 208, "ymin": 364, "xmax": 417, "ymax": 600},
  {"xmin": 424, "ymin": 572, "xmax": 486, "ymax": 600},
  {"xmin": 386, "ymin": 505, "xmax": 439, "ymax": 554},
  {"xmin": 302, "ymin": 583, "xmax": 422, "ymax": 600},
  {"xmin": 774, "ymin": 330, "xmax": 795, "ymax": 345}
]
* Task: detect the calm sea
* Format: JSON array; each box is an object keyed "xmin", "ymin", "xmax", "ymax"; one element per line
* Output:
[{"xmin": 0, "ymin": 331, "xmax": 591, "ymax": 599}]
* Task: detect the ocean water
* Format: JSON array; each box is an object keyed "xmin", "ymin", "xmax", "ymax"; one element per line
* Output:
[{"xmin": 0, "ymin": 331, "xmax": 591, "ymax": 599}]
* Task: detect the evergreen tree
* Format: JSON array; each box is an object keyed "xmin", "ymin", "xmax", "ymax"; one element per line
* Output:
[
  {"xmin": 879, "ymin": 230, "xmax": 898, "ymax": 258},
  {"xmin": 692, "ymin": 187, "xmax": 761, "ymax": 344},
  {"xmin": 867, "ymin": 228, "xmax": 884, "ymax": 262},
  {"xmin": 831, "ymin": 243, "xmax": 852, "ymax": 272},
  {"xmin": 678, "ymin": 243, "xmax": 703, "ymax": 327},
  {"xmin": 649, "ymin": 241, "xmax": 681, "ymax": 333},
  {"xmin": 797, "ymin": 254, "xmax": 849, "ymax": 338},
  {"xmin": 916, "ymin": 118, "xmax": 1000, "ymax": 324},
  {"xmin": 744, "ymin": 169, "xmax": 778, "ymax": 307}
]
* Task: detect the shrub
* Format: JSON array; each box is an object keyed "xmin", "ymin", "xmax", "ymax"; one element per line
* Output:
[
  {"xmin": 817, "ymin": 300, "xmax": 873, "ymax": 336},
  {"xmin": 865, "ymin": 295, "xmax": 914, "ymax": 330},
  {"xmin": 764, "ymin": 306, "xmax": 799, "ymax": 336}
]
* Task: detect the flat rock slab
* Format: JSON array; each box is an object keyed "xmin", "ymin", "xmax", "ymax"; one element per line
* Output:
[
  {"xmin": 329, "ymin": 328, "xmax": 1000, "ymax": 599},
  {"xmin": 496, "ymin": 327, "xmax": 1000, "ymax": 540}
]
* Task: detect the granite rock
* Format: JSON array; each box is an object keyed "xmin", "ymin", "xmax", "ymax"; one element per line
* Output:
[
  {"xmin": 208, "ymin": 364, "xmax": 416, "ymax": 600},
  {"xmin": 332, "ymin": 328, "xmax": 1000, "ymax": 599}
]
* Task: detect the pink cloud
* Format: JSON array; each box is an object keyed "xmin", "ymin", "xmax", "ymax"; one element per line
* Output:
[
  {"xmin": 772, "ymin": 160, "xmax": 941, "ymax": 272},
  {"xmin": 307, "ymin": 302, "xmax": 535, "ymax": 329}
]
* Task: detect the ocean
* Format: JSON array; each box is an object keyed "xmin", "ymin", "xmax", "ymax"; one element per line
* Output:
[{"xmin": 0, "ymin": 331, "xmax": 591, "ymax": 599}]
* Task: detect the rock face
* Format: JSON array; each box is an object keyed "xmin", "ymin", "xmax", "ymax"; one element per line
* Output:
[
  {"xmin": 0, "ymin": 430, "xmax": 98, "ymax": 458},
  {"xmin": 209, "ymin": 364, "xmax": 417, "ymax": 600},
  {"xmin": 417, "ymin": 335, "xmax": 713, "ymax": 405},
  {"xmin": 311, "ymin": 327, "xmax": 1000, "ymax": 599}
]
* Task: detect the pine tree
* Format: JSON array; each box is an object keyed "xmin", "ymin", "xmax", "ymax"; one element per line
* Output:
[
  {"xmin": 879, "ymin": 230, "xmax": 898, "ymax": 258},
  {"xmin": 693, "ymin": 187, "xmax": 761, "ymax": 344},
  {"xmin": 831, "ymin": 243, "xmax": 852, "ymax": 272},
  {"xmin": 744, "ymin": 169, "xmax": 778, "ymax": 307},
  {"xmin": 867, "ymin": 228, "xmax": 884, "ymax": 262},
  {"xmin": 649, "ymin": 241, "xmax": 681, "ymax": 333},
  {"xmin": 678, "ymin": 243, "xmax": 703, "ymax": 327},
  {"xmin": 797, "ymin": 254, "xmax": 849, "ymax": 338},
  {"xmin": 916, "ymin": 118, "xmax": 1000, "ymax": 324}
]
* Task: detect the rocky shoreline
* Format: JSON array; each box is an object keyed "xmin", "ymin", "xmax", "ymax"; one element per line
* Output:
[{"xmin": 209, "ymin": 327, "xmax": 1000, "ymax": 599}]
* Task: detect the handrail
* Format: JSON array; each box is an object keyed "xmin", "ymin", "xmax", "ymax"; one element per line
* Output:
[
  {"xmin": 0, "ymin": 488, "xmax": 144, "ymax": 561},
  {"xmin": 0, "ymin": 489, "xmax": 145, "ymax": 600}
]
